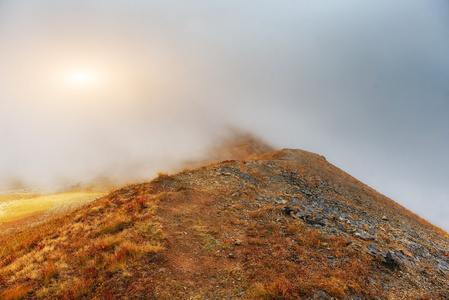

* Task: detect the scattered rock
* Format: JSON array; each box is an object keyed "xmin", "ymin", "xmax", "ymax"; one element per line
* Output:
[
  {"xmin": 282, "ymin": 206, "xmax": 294, "ymax": 216},
  {"xmin": 303, "ymin": 216, "xmax": 326, "ymax": 226},
  {"xmin": 402, "ymin": 249, "xmax": 413, "ymax": 258},
  {"xmin": 384, "ymin": 251, "xmax": 399, "ymax": 269},
  {"xmin": 368, "ymin": 243, "xmax": 378, "ymax": 255},
  {"xmin": 354, "ymin": 232, "xmax": 375, "ymax": 240},
  {"xmin": 435, "ymin": 259, "xmax": 449, "ymax": 273},
  {"xmin": 368, "ymin": 227, "xmax": 378, "ymax": 235}
]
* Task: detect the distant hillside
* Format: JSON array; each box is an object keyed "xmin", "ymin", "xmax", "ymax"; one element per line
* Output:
[{"xmin": 1, "ymin": 149, "xmax": 448, "ymax": 299}]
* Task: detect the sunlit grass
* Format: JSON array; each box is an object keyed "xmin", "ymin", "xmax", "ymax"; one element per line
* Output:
[
  {"xmin": 0, "ymin": 193, "xmax": 40, "ymax": 203},
  {"xmin": 0, "ymin": 183, "xmax": 164, "ymax": 299},
  {"xmin": 0, "ymin": 192, "xmax": 106, "ymax": 224}
]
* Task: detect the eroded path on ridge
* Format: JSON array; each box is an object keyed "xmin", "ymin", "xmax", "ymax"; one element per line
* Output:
[{"xmin": 155, "ymin": 189, "xmax": 248, "ymax": 299}]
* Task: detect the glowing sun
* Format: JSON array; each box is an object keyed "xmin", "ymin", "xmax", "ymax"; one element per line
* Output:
[{"xmin": 66, "ymin": 69, "xmax": 99, "ymax": 87}]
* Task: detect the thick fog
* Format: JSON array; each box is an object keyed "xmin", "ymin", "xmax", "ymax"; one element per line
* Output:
[{"xmin": 1, "ymin": 1, "xmax": 448, "ymax": 230}]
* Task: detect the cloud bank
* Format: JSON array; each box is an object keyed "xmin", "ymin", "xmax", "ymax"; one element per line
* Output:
[{"xmin": 1, "ymin": 0, "xmax": 448, "ymax": 230}]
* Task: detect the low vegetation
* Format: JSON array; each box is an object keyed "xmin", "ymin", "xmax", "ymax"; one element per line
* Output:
[
  {"xmin": 0, "ymin": 185, "xmax": 163, "ymax": 299},
  {"xmin": 0, "ymin": 148, "xmax": 448, "ymax": 299},
  {"xmin": 0, "ymin": 191, "xmax": 106, "ymax": 226}
]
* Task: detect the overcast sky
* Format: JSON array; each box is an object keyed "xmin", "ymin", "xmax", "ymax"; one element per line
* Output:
[{"xmin": 1, "ymin": 1, "xmax": 448, "ymax": 230}]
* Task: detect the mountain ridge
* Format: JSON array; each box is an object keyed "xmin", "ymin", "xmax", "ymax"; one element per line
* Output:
[{"xmin": 1, "ymin": 148, "xmax": 448, "ymax": 299}]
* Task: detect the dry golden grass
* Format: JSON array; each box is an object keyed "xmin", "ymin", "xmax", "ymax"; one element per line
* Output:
[
  {"xmin": 41, "ymin": 261, "xmax": 59, "ymax": 285},
  {"xmin": 1, "ymin": 283, "xmax": 32, "ymax": 300},
  {"xmin": 0, "ymin": 191, "xmax": 106, "ymax": 225},
  {"xmin": 0, "ymin": 183, "xmax": 166, "ymax": 299},
  {"xmin": 0, "ymin": 148, "xmax": 447, "ymax": 299}
]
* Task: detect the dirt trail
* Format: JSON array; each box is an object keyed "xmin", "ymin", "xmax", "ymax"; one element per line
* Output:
[{"xmin": 156, "ymin": 190, "xmax": 246, "ymax": 298}]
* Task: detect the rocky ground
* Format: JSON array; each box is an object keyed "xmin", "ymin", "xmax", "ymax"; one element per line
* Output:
[
  {"xmin": 151, "ymin": 148, "xmax": 449, "ymax": 299},
  {"xmin": 1, "ymin": 148, "xmax": 448, "ymax": 299}
]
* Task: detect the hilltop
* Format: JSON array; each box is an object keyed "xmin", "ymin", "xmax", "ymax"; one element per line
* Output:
[
  {"xmin": 0, "ymin": 131, "xmax": 271, "ymax": 232},
  {"xmin": 1, "ymin": 148, "xmax": 448, "ymax": 299}
]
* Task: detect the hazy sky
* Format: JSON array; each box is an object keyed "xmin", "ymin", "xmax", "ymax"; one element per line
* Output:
[{"xmin": 1, "ymin": 1, "xmax": 448, "ymax": 230}]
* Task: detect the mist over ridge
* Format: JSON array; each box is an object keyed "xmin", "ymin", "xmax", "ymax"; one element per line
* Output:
[{"xmin": 0, "ymin": 1, "xmax": 448, "ymax": 230}]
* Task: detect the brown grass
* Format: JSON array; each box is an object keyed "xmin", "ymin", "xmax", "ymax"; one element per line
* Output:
[
  {"xmin": 0, "ymin": 183, "xmax": 166, "ymax": 299},
  {"xmin": 0, "ymin": 148, "xmax": 447, "ymax": 299},
  {"xmin": 1, "ymin": 283, "xmax": 32, "ymax": 300}
]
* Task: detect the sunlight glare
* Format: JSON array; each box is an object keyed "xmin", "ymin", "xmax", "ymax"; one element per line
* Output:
[{"xmin": 66, "ymin": 70, "xmax": 99, "ymax": 87}]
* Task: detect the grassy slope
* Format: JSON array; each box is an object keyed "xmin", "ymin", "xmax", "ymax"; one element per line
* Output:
[
  {"xmin": 0, "ymin": 192, "xmax": 106, "ymax": 225},
  {"xmin": 0, "ymin": 149, "xmax": 448, "ymax": 299}
]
